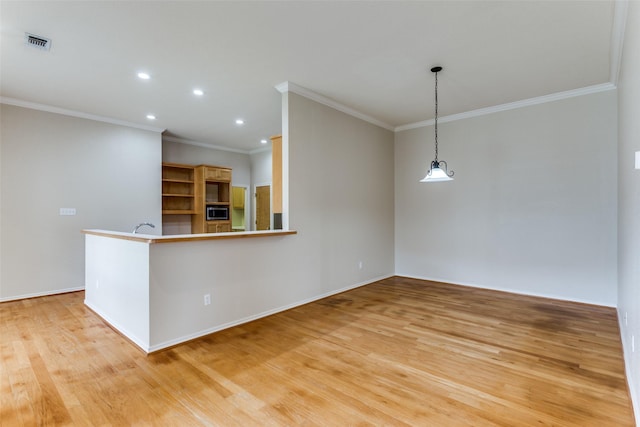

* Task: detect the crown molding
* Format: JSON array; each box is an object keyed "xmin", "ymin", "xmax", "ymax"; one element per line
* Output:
[
  {"xmin": 275, "ymin": 81, "xmax": 395, "ymax": 131},
  {"xmin": 0, "ymin": 97, "xmax": 165, "ymax": 133},
  {"xmin": 248, "ymin": 145, "xmax": 271, "ymax": 155},
  {"xmin": 274, "ymin": 81, "xmax": 290, "ymax": 93},
  {"xmin": 162, "ymin": 135, "xmax": 250, "ymax": 154},
  {"xmin": 395, "ymin": 82, "xmax": 616, "ymax": 132},
  {"xmin": 610, "ymin": 0, "xmax": 629, "ymax": 86}
]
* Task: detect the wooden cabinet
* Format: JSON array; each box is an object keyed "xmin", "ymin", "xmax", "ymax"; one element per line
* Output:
[
  {"xmin": 232, "ymin": 187, "xmax": 245, "ymax": 209},
  {"xmin": 162, "ymin": 163, "xmax": 232, "ymax": 234},
  {"xmin": 206, "ymin": 222, "xmax": 231, "ymax": 233},
  {"xmin": 162, "ymin": 163, "xmax": 196, "ymax": 214},
  {"xmin": 204, "ymin": 167, "xmax": 231, "ymax": 182},
  {"xmin": 192, "ymin": 165, "xmax": 232, "ymax": 234},
  {"xmin": 271, "ymin": 135, "xmax": 283, "ymax": 229}
]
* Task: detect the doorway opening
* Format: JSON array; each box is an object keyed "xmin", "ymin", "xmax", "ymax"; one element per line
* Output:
[{"xmin": 231, "ymin": 186, "xmax": 248, "ymax": 232}]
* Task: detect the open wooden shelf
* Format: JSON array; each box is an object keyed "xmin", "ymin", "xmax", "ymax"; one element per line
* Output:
[
  {"xmin": 162, "ymin": 209, "xmax": 197, "ymax": 215},
  {"xmin": 162, "ymin": 163, "xmax": 196, "ymax": 215},
  {"xmin": 162, "ymin": 163, "xmax": 233, "ymax": 234}
]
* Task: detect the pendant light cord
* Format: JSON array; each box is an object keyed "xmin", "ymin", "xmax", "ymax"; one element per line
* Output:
[{"xmin": 434, "ymin": 70, "xmax": 439, "ymax": 162}]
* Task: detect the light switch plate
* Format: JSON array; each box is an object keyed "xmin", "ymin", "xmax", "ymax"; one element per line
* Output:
[
  {"xmin": 59, "ymin": 208, "xmax": 76, "ymax": 216},
  {"xmin": 635, "ymin": 151, "xmax": 640, "ymax": 170}
]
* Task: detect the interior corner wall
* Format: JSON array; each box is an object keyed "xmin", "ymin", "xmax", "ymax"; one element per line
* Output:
[
  {"xmin": 287, "ymin": 92, "xmax": 395, "ymax": 292},
  {"xmin": 395, "ymin": 89, "xmax": 618, "ymax": 306},
  {"xmin": 617, "ymin": 0, "xmax": 640, "ymax": 419},
  {"xmin": 0, "ymin": 104, "xmax": 162, "ymax": 301}
]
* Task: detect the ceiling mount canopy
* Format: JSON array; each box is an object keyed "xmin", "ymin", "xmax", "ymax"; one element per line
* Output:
[{"xmin": 420, "ymin": 66, "xmax": 454, "ymax": 183}]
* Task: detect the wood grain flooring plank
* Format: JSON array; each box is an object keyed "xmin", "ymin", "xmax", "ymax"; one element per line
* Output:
[{"xmin": 0, "ymin": 278, "xmax": 635, "ymax": 425}]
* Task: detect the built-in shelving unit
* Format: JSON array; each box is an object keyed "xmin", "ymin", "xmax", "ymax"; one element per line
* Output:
[
  {"xmin": 162, "ymin": 163, "xmax": 196, "ymax": 214},
  {"xmin": 192, "ymin": 165, "xmax": 232, "ymax": 234},
  {"xmin": 162, "ymin": 163, "xmax": 233, "ymax": 234}
]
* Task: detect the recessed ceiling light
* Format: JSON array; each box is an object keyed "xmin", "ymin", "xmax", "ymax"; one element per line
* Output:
[
  {"xmin": 260, "ymin": 139, "xmax": 268, "ymax": 144},
  {"xmin": 146, "ymin": 114, "xmax": 156, "ymax": 120},
  {"xmin": 137, "ymin": 72, "xmax": 150, "ymax": 80},
  {"xmin": 193, "ymin": 89, "xmax": 204, "ymax": 96},
  {"xmin": 235, "ymin": 119, "xmax": 244, "ymax": 125}
]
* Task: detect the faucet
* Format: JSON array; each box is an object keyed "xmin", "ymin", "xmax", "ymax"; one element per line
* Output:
[{"xmin": 132, "ymin": 222, "xmax": 155, "ymax": 234}]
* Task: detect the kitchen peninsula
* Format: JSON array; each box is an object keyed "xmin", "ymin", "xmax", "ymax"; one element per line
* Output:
[{"xmin": 83, "ymin": 228, "xmax": 296, "ymax": 353}]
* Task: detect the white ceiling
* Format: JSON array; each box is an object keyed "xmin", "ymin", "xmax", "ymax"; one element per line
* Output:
[{"xmin": 0, "ymin": 1, "xmax": 619, "ymax": 152}]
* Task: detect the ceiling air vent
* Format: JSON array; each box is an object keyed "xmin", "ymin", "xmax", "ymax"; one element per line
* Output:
[{"xmin": 25, "ymin": 33, "xmax": 51, "ymax": 51}]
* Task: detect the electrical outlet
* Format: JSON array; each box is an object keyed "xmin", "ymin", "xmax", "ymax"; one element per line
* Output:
[
  {"xmin": 59, "ymin": 208, "xmax": 76, "ymax": 216},
  {"xmin": 358, "ymin": 261, "xmax": 363, "ymax": 270},
  {"xmin": 204, "ymin": 294, "xmax": 211, "ymax": 306},
  {"xmin": 95, "ymin": 280, "xmax": 99, "ymax": 289}
]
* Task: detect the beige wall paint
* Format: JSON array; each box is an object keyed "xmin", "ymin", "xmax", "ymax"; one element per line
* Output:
[
  {"xmin": 395, "ymin": 89, "xmax": 618, "ymax": 306},
  {"xmin": 617, "ymin": 0, "xmax": 640, "ymax": 418},
  {"xmin": 288, "ymin": 92, "xmax": 396, "ymax": 289},
  {"xmin": 0, "ymin": 105, "xmax": 162, "ymax": 301}
]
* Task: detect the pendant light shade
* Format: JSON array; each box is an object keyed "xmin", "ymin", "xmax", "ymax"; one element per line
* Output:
[
  {"xmin": 421, "ymin": 66, "xmax": 454, "ymax": 183},
  {"xmin": 420, "ymin": 160, "xmax": 453, "ymax": 182}
]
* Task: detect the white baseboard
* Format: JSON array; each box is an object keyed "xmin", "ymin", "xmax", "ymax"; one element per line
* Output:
[
  {"xmin": 148, "ymin": 274, "xmax": 393, "ymax": 352},
  {"xmin": 395, "ymin": 273, "xmax": 616, "ymax": 308},
  {"xmin": 0, "ymin": 286, "xmax": 85, "ymax": 303},
  {"xmin": 617, "ymin": 307, "xmax": 640, "ymax": 424},
  {"xmin": 84, "ymin": 300, "xmax": 150, "ymax": 353}
]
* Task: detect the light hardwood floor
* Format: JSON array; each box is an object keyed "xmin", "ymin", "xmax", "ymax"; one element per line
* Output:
[{"xmin": 1, "ymin": 276, "xmax": 635, "ymax": 426}]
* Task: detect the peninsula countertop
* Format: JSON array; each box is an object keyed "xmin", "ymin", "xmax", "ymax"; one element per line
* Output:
[{"xmin": 82, "ymin": 229, "xmax": 297, "ymax": 244}]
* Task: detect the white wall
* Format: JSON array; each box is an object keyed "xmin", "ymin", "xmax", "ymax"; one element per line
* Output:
[
  {"xmin": 617, "ymin": 0, "xmax": 640, "ymax": 418},
  {"xmin": 84, "ymin": 235, "xmax": 151, "ymax": 349},
  {"xmin": 250, "ymin": 148, "xmax": 272, "ymax": 188},
  {"xmin": 288, "ymin": 92, "xmax": 395, "ymax": 289},
  {"xmin": 0, "ymin": 105, "xmax": 162, "ymax": 301},
  {"xmin": 395, "ymin": 90, "xmax": 618, "ymax": 306},
  {"xmin": 249, "ymin": 148, "xmax": 272, "ymax": 230}
]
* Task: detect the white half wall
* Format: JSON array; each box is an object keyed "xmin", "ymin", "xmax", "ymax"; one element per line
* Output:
[
  {"xmin": 395, "ymin": 90, "xmax": 618, "ymax": 306},
  {"xmin": 84, "ymin": 234, "xmax": 150, "ymax": 349},
  {"xmin": 0, "ymin": 105, "xmax": 162, "ymax": 301},
  {"xmin": 617, "ymin": 0, "xmax": 640, "ymax": 420},
  {"xmin": 145, "ymin": 91, "xmax": 396, "ymax": 349},
  {"xmin": 84, "ymin": 90, "xmax": 395, "ymax": 352}
]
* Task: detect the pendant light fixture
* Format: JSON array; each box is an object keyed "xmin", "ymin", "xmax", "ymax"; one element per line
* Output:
[{"xmin": 420, "ymin": 66, "xmax": 454, "ymax": 182}]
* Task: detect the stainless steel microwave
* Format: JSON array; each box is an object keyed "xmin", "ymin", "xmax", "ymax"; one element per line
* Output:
[{"xmin": 206, "ymin": 206, "xmax": 228, "ymax": 220}]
